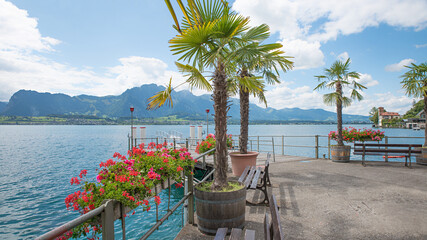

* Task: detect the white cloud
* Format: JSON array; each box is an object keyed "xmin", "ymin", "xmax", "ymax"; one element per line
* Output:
[
  {"xmin": 358, "ymin": 73, "xmax": 379, "ymax": 87},
  {"xmin": 385, "ymin": 58, "xmax": 415, "ymax": 72},
  {"xmin": 233, "ymin": 0, "xmax": 427, "ymax": 69},
  {"xmin": 253, "ymin": 82, "xmax": 330, "ymax": 110},
  {"xmin": 345, "ymin": 92, "xmax": 412, "ymax": 115},
  {"xmin": 415, "ymin": 43, "xmax": 427, "ymax": 48},
  {"xmin": 0, "ymin": 0, "xmax": 59, "ymax": 52},
  {"xmin": 280, "ymin": 39, "xmax": 324, "ymax": 70},
  {"xmin": 337, "ymin": 52, "xmax": 349, "ymax": 62}
]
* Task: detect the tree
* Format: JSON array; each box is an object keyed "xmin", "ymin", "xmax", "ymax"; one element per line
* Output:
[
  {"xmin": 401, "ymin": 62, "xmax": 427, "ymax": 146},
  {"xmin": 151, "ymin": 0, "xmax": 261, "ymax": 189},
  {"xmin": 314, "ymin": 58, "xmax": 366, "ymax": 146},
  {"xmin": 229, "ymin": 29, "xmax": 293, "ymax": 154},
  {"xmin": 369, "ymin": 107, "xmax": 378, "ymax": 124}
]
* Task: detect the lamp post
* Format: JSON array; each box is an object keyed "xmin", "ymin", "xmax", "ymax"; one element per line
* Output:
[
  {"xmin": 130, "ymin": 106, "xmax": 134, "ymax": 148},
  {"xmin": 205, "ymin": 109, "xmax": 210, "ymax": 135}
]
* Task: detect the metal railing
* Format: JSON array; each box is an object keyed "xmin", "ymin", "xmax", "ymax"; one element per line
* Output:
[{"xmin": 37, "ymin": 150, "xmax": 215, "ymax": 240}]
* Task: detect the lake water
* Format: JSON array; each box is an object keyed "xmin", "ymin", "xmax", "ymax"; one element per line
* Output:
[{"xmin": 0, "ymin": 124, "xmax": 424, "ymax": 239}]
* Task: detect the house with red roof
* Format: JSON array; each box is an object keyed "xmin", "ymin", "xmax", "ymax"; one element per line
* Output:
[{"xmin": 378, "ymin": 107, "xmax": 400, "ymax": 127}]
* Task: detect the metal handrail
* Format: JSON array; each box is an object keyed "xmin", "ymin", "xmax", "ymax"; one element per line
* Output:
[{"xmin": 36, "ymin": 201, "xmax": 108, "ymax": 240}]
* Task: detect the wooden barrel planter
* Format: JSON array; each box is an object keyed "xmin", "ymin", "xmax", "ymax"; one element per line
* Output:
[
  {"xmin": 331, "ymin": 145, "xmax": 351, "ymax": 163},
  {"xmin": 416, "ymin": 147, "xmax": 427, "ymax": 165},
  {"xmin": 194, "ymin": 182, "xmax": 246, "ymax": 235}
]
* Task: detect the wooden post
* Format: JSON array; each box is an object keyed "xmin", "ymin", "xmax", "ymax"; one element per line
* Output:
[
  {"xmin": 315, "ymin": 135, "xmax": 319, "ymax": 159},
  {"xmin": 102, "ymin": 200, "xmax": 115, "ymax": 240},
  {"xmin": 187, "ymin": 173, "xmax": 194, "ymax": 225},
  {"xmin": 173, "ymin": 138, "xmax": 176, "ymax": 150},
  {"xmin": 257, "ymin": 136, "xmax": 260, "ymax": 152},
  {"xmin": 272, "ymin": 137, "xmax": 276, "ymax": 162},
  {"xmin": 186, "ymin": 138, "xmax": 189, "ymax": 149},
  {"xmin": 281, "ymin": 135, "xmax": 284, "ymax": 155},
  {"xmin": 328, "ymin": 137, "xmax": 331, "ymax": 159},
  {"xmin": 385, "ymin": 136, "xmax": 389, "ymax": 162}
]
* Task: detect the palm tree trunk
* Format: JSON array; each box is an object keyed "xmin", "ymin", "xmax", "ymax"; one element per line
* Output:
[
  {"xmin": 239, "ymin": 70, "xmax": 249, "ymax": 154},
  {"xmin": 212, "ymin": 62, "xmax": 229, "ymax": 189},
  {"xmin": 424, "ymin": 94, "xmax": 427, "ymax": 147},
  {"xmin": 336, "ymin": 82, "xmax": 344, "ymax": 146}
]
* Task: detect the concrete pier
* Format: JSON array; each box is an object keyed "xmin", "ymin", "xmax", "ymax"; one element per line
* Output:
[{"xmin": 176, "ymin": 155, "xmax": 427, "ymax": 239}]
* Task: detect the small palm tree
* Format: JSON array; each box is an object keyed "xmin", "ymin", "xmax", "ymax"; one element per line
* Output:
[
  {"xmin": 314, "ymin": 58, "xmax": 366, "ymax": 146},
  {"xmin": 229, "ymin": 32, "xmax": 293, "ymax": 153},
  {"xmin": 401, "ymin": 62, "xmax": 427, "ymax": 146}
]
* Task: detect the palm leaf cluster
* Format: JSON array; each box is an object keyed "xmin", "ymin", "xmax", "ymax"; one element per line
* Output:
[
  {"xmin": 149, "ymin": 0, "xmax": 292, "ymax": 189},
  {"xmin": 401, "ymin": 62, "xmax": 427, "ymax": 146},
  {"xmin": 314, "ymin": 58, "xmax": 366, "ymax": 146}
]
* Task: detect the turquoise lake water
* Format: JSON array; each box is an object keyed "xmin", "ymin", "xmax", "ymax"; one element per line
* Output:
[{"xmin": 0, "ymin": 124, "xmax": 424, "ymax": 239}]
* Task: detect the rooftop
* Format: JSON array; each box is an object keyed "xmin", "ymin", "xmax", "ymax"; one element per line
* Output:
[{"xmin": 176, "ymin": 154, "xmax": 427, "ymax": 239}]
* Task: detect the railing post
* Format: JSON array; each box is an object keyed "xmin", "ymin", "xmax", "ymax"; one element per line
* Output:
[
  {"xmin": 282, "ymin": 135, "xmax": 284, "ymax": 155},
  {"xmin": 328, "ymin": 137, "xmax": 331, "ymax": 159},
  {"xmin": 187, "ymin": 172, "xmax": 194, "ymax": 225},
  {"xmin": 385, "ymin": 136, "xmax": 389, "ymax": 162},
  {"xmin": 156, "ymin": 137, "xmax": 159, "ymax": 145},
  {"xmin": 257, "ymin": 136, "xmax": 260, "ymax": 152},
  {"xmin": 186, "ymin": 138, "xmax": 189, "ymax": 149},
  {"xmin": 315, "ymin": 135, "xmax": 319, "ymax": 159},
  {"xmin": 272, "ymin": 137, "xmax": 276, "ymax": 162},
  {"xmin": 173, "ymin": 138, "xmax": 176, "ymax": 150},
  {"xmin": 102, "ymin": 200, "xmax": 115, "ymax": 240}
]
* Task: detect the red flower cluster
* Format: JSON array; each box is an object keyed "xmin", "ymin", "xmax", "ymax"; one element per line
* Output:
[
  {"xmin": 329, "ymin": 127, "xmax": 385, "ymax": 143},
  {"xmin": 63, "ymin": 141, "xmax": 196, "ymax": 239},
  {"xmin": 195, "ymin": 134, "xmax": 233, "ymax": 155}
]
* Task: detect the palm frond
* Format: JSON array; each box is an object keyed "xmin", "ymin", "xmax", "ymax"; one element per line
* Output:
[
  {"xmin": 147, "ymin": 78, "xmax": 174, "ymax": 110},
  {"xmin": 175, "ymin": 62, "xmax": 213, "ymax": 91}
]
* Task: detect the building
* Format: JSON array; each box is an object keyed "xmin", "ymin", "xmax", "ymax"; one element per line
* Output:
[
  {"xmin": 378, "ymin": 107, "xmax": 400, "ymax": 127},
  {"xmin": 405, "ymin": 109, "xmax": 426, "ymax": 129}
]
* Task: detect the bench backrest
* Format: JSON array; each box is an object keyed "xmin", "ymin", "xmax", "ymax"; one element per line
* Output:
[
  {"xmin": 264, "ymin": 194, "xmax": 283, "ymax": 240},
  {"xmin": 354, "ymin": 143, "xmax": 422, "ymax": 154}
]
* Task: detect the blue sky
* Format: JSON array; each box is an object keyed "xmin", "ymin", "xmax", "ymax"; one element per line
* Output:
[{"xmin": 0, "ymin": 0, "xmax": 426, "ymax": 116}]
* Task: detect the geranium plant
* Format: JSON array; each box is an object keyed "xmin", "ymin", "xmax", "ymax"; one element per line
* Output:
[
  {"xmin": 195, "ymin": 134, "xmax": 233, "ymax": 156},
  {"xmin": 329, "ymin": 127, "xmax": 385, "ymax": 143},
  {"xmin": 60, "ymin": 142, "xmax": 195, "ymax": 240}
]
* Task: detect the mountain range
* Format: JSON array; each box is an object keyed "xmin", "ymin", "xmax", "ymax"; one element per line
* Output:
[{"xmin": 0, "ymin": 84, "xmax": 369, "ymax": 123}]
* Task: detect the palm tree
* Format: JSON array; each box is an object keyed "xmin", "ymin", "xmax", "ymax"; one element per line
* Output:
[
  {"xmin": 152, "ymin": 0, "xmax": 259, "ymax": 189},
  {"xmin": 401, "ymin": 62, "xmax": 427, "ymax": 146},
  {"xmin": 229, "ymin": 33, "xmax": 293, "ymax": 154},
  {"xmin": 314, "ymin": 58, "xmax": 366, "ymax": 146}
]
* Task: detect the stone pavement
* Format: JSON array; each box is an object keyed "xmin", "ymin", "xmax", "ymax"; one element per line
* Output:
[{"xmin": 176, "ymin": 158, "xmax": 427, "ymax": 239}]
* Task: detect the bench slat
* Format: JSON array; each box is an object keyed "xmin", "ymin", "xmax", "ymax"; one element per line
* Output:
[
  {"xmin": 245, "ymin": 229, "xmax": 256, "ymax": 240},
  {"xmin": 264, "ymin": 212, "xmax": 271, "ymax": 240},
  {"xmin": 244, "ymin": 166, "xmax": 256, "ymax": 188},
  {"xmin": 354, "ymin": 149, "xmax": 419, "ymax": 154},
  {"xmin": 214, "ymin": 228, "xmax": 228, "ymax": 240},
  {"xmin": 249, "ymin": 167, "xmax": 262, "ymax": 189},
  {"xmin": 354, "ymin": 143, "xmax": 422, "ymax": 147},
  {"xmin": 238, "ymin": 166, "xmax": 251, "ymax": 184},
  {"xmin": 269, "ymin": 194, "xmax": 284, "ymax": 240},
  {"xmin": 230, "ymin": 228, "xmax": 242, "ymax": 240}
]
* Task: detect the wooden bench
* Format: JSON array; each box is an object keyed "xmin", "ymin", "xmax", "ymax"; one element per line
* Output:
[
  {"xmin": 214, "ymin": 227, "xmax": 255, "ymax": 240},
  {"xmin": 264, "ymin": 194, "xmax": 284, "ymax": 240},
  {"xmin": 238, "ymin": 156, "xmax": 272, "ymax": 206},
  {"xmin": 353, "ymin": 143, "xmax": 422, "ymax": 167}
]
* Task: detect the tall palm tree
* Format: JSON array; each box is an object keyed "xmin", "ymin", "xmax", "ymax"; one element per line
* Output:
[
  {"xmin": 152, "ymin": 0, "xmax": 259, "ymax": 189},
  {"xmin": 230, "ymin": 30, "xmax": 293, "ymax": 154},
  {"xmin": 401, "ymin": 62, "xmax": 427, "ymax": 146},
  {"xmin": 314, "ymin": 58, "xmax": 366, "ymax": 146}
]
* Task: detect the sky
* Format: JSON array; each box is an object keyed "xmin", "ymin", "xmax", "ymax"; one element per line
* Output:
[{"xmin": 0, "ymin": 0, "xmax": 426, "ymax": 116}]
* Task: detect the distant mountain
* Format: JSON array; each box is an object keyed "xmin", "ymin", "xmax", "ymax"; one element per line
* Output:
[
  {"xmin": 0, "ymin": 84, "xmax": 369, "ymax": 123},
  {"xmin": 0, "ymin": 101, "xmax": 7, "ymax": 113}
]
